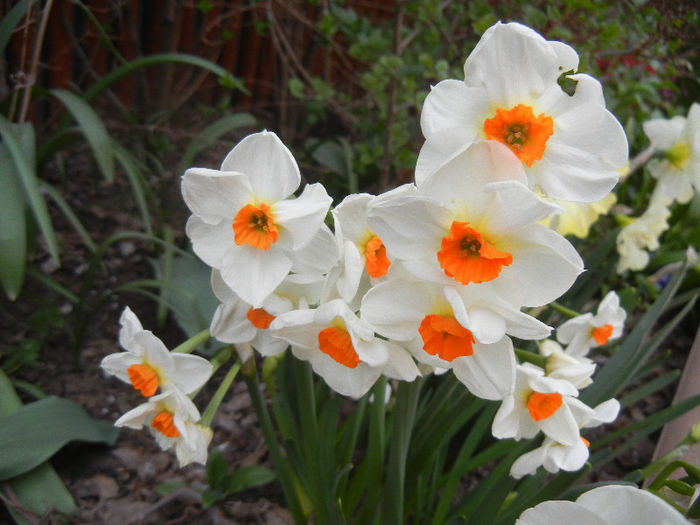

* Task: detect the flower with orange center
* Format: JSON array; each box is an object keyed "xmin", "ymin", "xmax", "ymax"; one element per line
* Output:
[
  {"xmin": 527, "ymin": 392, "xmax": 562, "ymax": 421},
  {"xmin": 419, "ymin": 314, "xmax": 475, "ymax": 361},
  {"xmin": 115, "ymin": 388, "xmax": 212, "ymax": 467},
  {"xmin": 233, "ymin": 203, "xmax": 278, "ymax": 250},
  {"xmin": 101, "ymin": 307, "xmax": 213, "ymax": 397},
  {"xmin": 364, "ymin": 235, "xmax": 391, "ymax": 278},
  {"xmin": 557, "ymin": 291, "xmax": 626, "ymax": 357},
  {"xmin": 318, "ymin": 325, "xmax": 360, "ymax": 369},
  {"xmin": 151, "ymin": 410, "xmax": 180, "ymax": 438},
  {"xmin": 437, "ymin": 221, "xmax": 512, "ymax": 285},
  {"xmin": 182, "ymin": 131, "xmax": 332, "ymax": 308},
  {"xmin": 483, "ymin": 105, "xmax": 554, "ymax": 167},
  {"xmin": 416, "ymin": 22, "xmax": 628, "ymax": 202},
  {"xmin": 271, "ymin": 298, "xmax": 419, "ymax": 398},
  {"xmin": 247, "ymin": 307, "xmax": 276, "ymax": 329},
  {"xmin": 493, "ymin": 364, "xmax": 580, "ymax": 446}
]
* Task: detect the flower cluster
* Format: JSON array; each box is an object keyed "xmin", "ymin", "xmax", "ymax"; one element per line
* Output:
[
  {"xmin": 617, "ymin": 102, "xmax": 700, "ymax": 273},
  {"xmin": 164, "ymin": 21, "xmax": 629, "ymax": 477},
  {"xmin": 100, "ymin": 307, "xmax": 214, "ymax": 466}
]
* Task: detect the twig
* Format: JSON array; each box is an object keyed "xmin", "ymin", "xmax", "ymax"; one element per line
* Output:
[
  {"xmin": 379, "ymin": 0, "xmax": 404, "ymax": 192},
  {"xmin": 627, "ymin": 145, "xmax": 656, "ymax": 177},
  {"xmin": 18, "ymin": 0, "xmax": 54, "ymax": 125}
]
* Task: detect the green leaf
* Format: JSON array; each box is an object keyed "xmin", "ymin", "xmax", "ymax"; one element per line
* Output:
[
  {"xmin": 0, "ymin": 370, "xmax": 77, "ymax": 520},
  {"xmin": 0, "ymin": 118, "xmax": 60, "ymax": 265},
  {"xmin": 223, "ymin": 465, "xmax": 276, "ymax": 494},
  {"xmin": 50, "ymin": 89, "xmax": 115, "ymax": 182},
  {"xmin": 178, "ymin": 112, "xmax": 257, "ymax": 173},
  {"xmin": 0, "ymin": 397, "xmax": 119, "ymax": 479},
  {"xmin": 206, "ymin": 450, "xmax": 228, "ymax": 489},
  {"xmin": 0, "ymin": 141, "xmax": 27, "ymax": 299}
]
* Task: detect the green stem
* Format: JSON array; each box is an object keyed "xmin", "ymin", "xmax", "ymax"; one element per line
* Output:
[
  {"xmin": 200, "ymin": 360, "xmax": 240, "ymax": 428},
  {"xmin": 649, "ymin": 460, "xmax": 700, "ymax": 491},
  {"xmin": 514, "ymin": 348, "xmax": 547, "ymax": 369},
  {"xmin": 242, "ymin": 358, "xmax": 307, "ymax": 524},
  {"xmin": 172, "ymin": 329, "xmax": 210, "ymax": 353},
  {"xmin": 381, "ymin": 378, "xmax": 422, "ymax": 525},
  {"xmin": 549, "ymin": 302, "xmax": 581, "ymax": 319}
]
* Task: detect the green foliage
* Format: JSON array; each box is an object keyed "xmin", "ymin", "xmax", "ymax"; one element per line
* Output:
[{"xmin": 202, "ymin": 450, "xmax": 276, "ymax": 508}]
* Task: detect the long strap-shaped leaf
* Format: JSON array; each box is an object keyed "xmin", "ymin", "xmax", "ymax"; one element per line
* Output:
[{"xmin": 0, "ymin": 117, "xmax": 59, "ymax": 264}]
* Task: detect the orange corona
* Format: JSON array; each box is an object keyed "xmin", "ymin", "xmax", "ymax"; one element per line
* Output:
[
  {"xmin": 419, "ymin": 314, "xmax": 476, "ymax": 361},
  {"xmin": 437, "ymin": 222, "xmax": 512, "ymax": 285},
  {"xmin": 127, "ymin": 363, "xmax": 159, "ymax": 397},
  {"xmin": 483, "ymin": 104, "xmax": 554, "ymax": 167},
  {"xmin": 247, "ymin": 307, "xmax": 276, "ymax": 329},
  {"xmin": 591, "ymin": 323, "xmax": 613, "ymax": 345},
  {"xmin": 151, "ymin": 411, "xmax": 180, "ymax": 438},
  {"xmin": 318, "ymin": 325, "xmax": 361, "ymax": 368},
  {"xmin": 527, "ymin": 392, "xmax": 563, "ymax": 421},
  {"xmin": 233, "ymin": 203, "xmax": 279, "ymax": 250},
  {"xmin": 365, "ymin": 235, "xmax": 391, "ymax": 278}
]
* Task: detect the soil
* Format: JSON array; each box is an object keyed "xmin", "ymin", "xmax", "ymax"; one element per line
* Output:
[{"xmin": 0, "ymin": 139, "xmax": 697, "ymax": 524}]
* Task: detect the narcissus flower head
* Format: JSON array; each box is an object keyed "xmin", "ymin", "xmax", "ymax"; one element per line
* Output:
[
  {"xmin": 115, "ymin": 389, "xmax": 212, "ymax": 467},
  {"xmin": 101, "ymin": 307, "xmax": 213, "ymax": 396},
  {"xmin": 643, "ymin": 103, "xmax": 700, "ymax": 204},
  {"xmin": 616, "ymin": 193, "xmax": 672, "ymax": 273},
  {"xmin": 182, "ymin": 131, "xmax": 332, "ymax": 307},
  {"xmin": 270, "ymin": 299, "xmax": 420, "ymax": 398},
  {"xmin": 368, "ymin": 142, "xmax": 583, "ymax": 309},
  {"xmin": 557, "ymin": 291, "xmax": 626, "ymax": 357},
  {"xmin": 417, "ymin": 21, "xmax": 628, "ymax": 203}
]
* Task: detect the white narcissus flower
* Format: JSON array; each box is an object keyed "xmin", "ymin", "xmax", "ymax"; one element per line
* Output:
[
  {"xmin": 616, "ymin": 193, "xmax": 672, "ymax": 273},
  {"xmin": 516, "ymin": 484, "xmax": 691, "ymax": 524},
  {"xmin": 539, "ymin": 339, "xmax": 595, "ymax": 389},
  {"xmin": 556, "ymin": 291, "xmax": 626, "ymax": 358},
  {"xmin": 510, "ymin": 397, "xmax": 619, "ymax": 478},
  {"xmin": 332, "ymin": 192, "xmax": 398, "ymax": 303},
  {"xmin": 643, "ymin": 103, "xmax": 700, "ymax": 204},
  {"xmin": 270, "ymin": 299, "xmax": 420, "ymax": 398},
  {"xmin": 417, "ymin": 21, "xmax": 627, "ymax": 202},
  {"xmin": 361, "ymin": 279, "xmax": 551, "ymax": 400},
  {"xmin": 492, "ymin": 364, "xmax": 580, "ymax": 446},
  {"xmin": 181, "ymin": 131, "xmax": 332, "ymax": 307},
  {"xmin": 115, "ymin": 389, "xmax": 212, "ymax": 467},
  {"xmin": 539, "ymin": 192, "xmax": 616, "ymax": 238},
  {"xmin": 368, "ymin": 141, "xmax": 583, "ymax": 309},
  {"xmin": 101, "ymin": 307, "xmax": 213, "ymax": 397}
]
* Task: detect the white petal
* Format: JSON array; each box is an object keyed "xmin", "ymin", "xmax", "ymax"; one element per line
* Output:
[
  {"xmin": 576, "ymin": 485, "xmax": 691, "ymax": 525},
  {"xmin": 119, "ymin": 306, "xmax": 144, "ymax": 350},
  {"xmin": 452, "ymin": 337, "xmax": 516, "ymax": 400},
  {"xmin": 420, "ymin": 79, "xmax": 484, "ymax": 138},
  {"xmin": 181, "ymin": 168, "xmax": 250, "ymax": 225},
  {"xmin": 510, "ymin": 445, "xmax": 549, "ymax": 479},
  {"xmin": 210, "ymin": 302, "xmax": 257, "ymax": 343},
  {"xmin": 166, "ymin": 354, "xmax": 214, "ymax": 394},
  {"xmin": 336, "ymin": 240, "xmax": 364, "ymax": 304},
  {"xmin": 273, "ymin": 183, "xmax": 332, "ymax": 250},
  {"xmin": 367, "ymin": 195, "xmax": 450, "ymax": 260},
  {"xmin": 501, "ymin": 224, "xmax": 583, "ymax": 307},
  {"xmin": 516, "ymin": 500, "xmax": 605, "ymax": 525},
  {"xmin": 100, "ymin": 352, "xmax": 141, "ymax": 384},
  {"xmin": 333, "ymin": 193, "xmax": 373, "ymax": 244},
  {"xmin": 220, "ymin": 245, "xmax": 292, "ymax": 307},
  {"xmin": 361, "ymin": 280, "xmax": 438, "ymax": 341},
  {"xmin": 220, "ymin": 131, "xmax": 300, "ymax": 201},
  {"xmin": 186, "ymin": 216, "xmax": 234, "ymax": 269},
  {"xmin": 643, "ymin": 116, "xmax": 685, "ymax": 150},
  {"xmin": 538, "ymin": 402, "xmax": 580, "ymax": 446},
  {"xmin": 290, "ymin": 223, "xmax": 339, "ymax": 276},
  {"xmin": 382, "ymin": 341, "xmax": 421, "ymax": 381}
]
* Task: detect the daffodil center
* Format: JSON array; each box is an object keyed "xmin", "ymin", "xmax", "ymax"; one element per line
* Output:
[
  {"xmin": 666, "ymin": 141, "xmax": 690, "ymax": 169},
  {"xmin": 483, "ymin": 104, "xmax": 554, "ymax": 167},
  {"xmin": 233, "ymin": 203, "xmax": 279, "ymax": 250}
]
